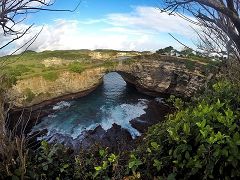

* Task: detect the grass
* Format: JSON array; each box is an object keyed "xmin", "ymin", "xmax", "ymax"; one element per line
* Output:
[
  {"xmin": 68, "ymin": 62, "xmax": 86, "ymax": 73},
  {"xmin": 0, "ymin": 49, "xmax": 214, "ymax": 86},
  {"xmin": 0, "ymin": 49, "xmax": 136, "ymax": 85},
  {"xmin": 41, "ymin": 71, "xmax": 59, "ymax": 81}
]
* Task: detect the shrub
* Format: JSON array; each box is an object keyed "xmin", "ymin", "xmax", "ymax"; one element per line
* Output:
[
  {"xmin": 184, "ymin": 59, "xmax": 195, "ymax": 71},
  {"xmin": 68, "ymin": 62, "xmax": 85, "ymax": 73},
  {"xmin": 41, "ymin": 71, "xmax": 58, "ymax": 81},
  {"xmin": 131, "ymin": 80, "xmax": 240, "ymax": 179},
  {"xmin": 26, "ymin": 141, "xmax": 75, "ymax": 180},
  {"xmin": 75, "ymin": 148, "xmax": 121, "ymax": 179},
  {"xmin": 3, "ymin": 64, "xmax": 31, "ymax": 85}
]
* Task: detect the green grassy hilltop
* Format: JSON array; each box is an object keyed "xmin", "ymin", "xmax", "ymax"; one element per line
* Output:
[{"xmin": 0, "ymin": 49, "xmax": 144, "ymax": 86}]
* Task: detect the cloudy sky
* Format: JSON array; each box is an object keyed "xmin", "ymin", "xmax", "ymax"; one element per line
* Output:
[{"xmin": 1, "ymin": 0, "xmax": 197, "ymax": 56}]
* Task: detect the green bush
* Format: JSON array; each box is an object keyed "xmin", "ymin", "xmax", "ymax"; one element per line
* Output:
[
  {"xmin": 184, "ymin": 60, "xmax": 195, "ymax": 70},
  {"xmin": 22, "ymin": 142, "xmax": 121, "ymax": 180},
  {"xmin": 3, "ymin": 64, "xmax": 31, "ymax": 85},
  {"xmin": 41, "ymin": 71, "xmax": 59, "ymax": 81},
  {"xmin": 75, "ymin": 148, "xmax": 120, "ymax": 179},
  {"xmin": 131, "ymin": 80, "xmax": 240, "ymax": 179},
  {"xmin": 27, "ymin": 141, "xmax": 75, "ymax": 179},
  {"xmin": 68, "ymin": 62, "xmax": 85, "ymax": 73}
]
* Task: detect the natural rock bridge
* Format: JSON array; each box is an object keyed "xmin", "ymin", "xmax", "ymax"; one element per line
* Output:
[{"xmin": 7, "ymin": 54, "xmax": 208, "ymax": 109}]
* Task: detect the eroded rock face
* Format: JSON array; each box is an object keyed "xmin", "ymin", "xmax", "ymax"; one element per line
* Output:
[
  {"xmin": 7, "ymin": 54, "xmax": 208, "ymax": 109},
  {"xmin": 116, "ymin": 55, "xmax": 208, "ymax": 98},
  {"xmin": 7, "ymin": 67, "xmax": 106, "ymax": 108}
]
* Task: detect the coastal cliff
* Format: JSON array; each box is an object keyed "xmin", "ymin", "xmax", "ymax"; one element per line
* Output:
[
  {"xmin": 116, "ymin": 54, "xmax": 208, "ymax": 97},
  {"xmin": 7, "ymin": 67, "xmax": 106, "ymax": 108},
  {"xmin": 6, "ymin": 54, "xmax": 210, "ymax": 108}
]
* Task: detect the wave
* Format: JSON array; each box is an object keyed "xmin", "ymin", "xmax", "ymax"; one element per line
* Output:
[
  {"xmin": 99, "ymin": 99, "xmax": 149, "ymax": 138},
  {"xmin": 53, "ymin": 101, "xmax": 71, "ymax": 110}
]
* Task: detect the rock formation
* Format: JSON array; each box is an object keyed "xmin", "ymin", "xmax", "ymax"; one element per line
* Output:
[
  {"xmin": 116, "ymin": 54, "xmax": 207, "ymax": 98},
  {"xmin": 7, "ymin": 54, "xmax": 208, "ymax": 109}
]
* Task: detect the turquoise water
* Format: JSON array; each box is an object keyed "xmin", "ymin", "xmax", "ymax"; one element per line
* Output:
[{"xmin": 31, "ymin": 72, "xmax": 153, "ymax": 141}]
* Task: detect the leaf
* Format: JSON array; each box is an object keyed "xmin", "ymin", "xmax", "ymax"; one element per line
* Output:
[
  {"xmin": 151, "ymin": 142, "xmax": 160, "ymax": 150},
  {"xmin": 147, "ymin": 148, "xmax": 152, "ymax": 153},
  {"xmin": 43, "ymin": 165, "xmax": 48, "ymax": 171},
  {"xmin": 108, "ymin": 153, "xmax": 117, "ymax": 163},
  {"xmin": 63, "ymin": 164, "xmax": 69, "ymax": 169},
  {"xmin": 185, "ymin": 151, "xmax": 190, "ymax": 160},
  {"xmin": 99, "ymin": 149, "xmax": 106, "ymax": 157},
  {"xmin": 167, "ymin": 173, "xmax": 176, "ymax": 180},
  {"xmin": 183, "ymin": 123, "xmax": 190, "ymax": 135},
  {"xmin": 102, "ymin": 161, "xmax": 108, "ymax": 170},
  {"xmin": 153, "ymin": 159, "xmax": 162, "ymax": 171},
  {"xmin": 94, "ymin": 166, "xmax": 102, "ymax": 171},
  {"xmin": 233, "ymin": 132, "xmax": 240, "ymax": 145},
  {"xmin": 202, "ymin": 119, "xmax": 206, "ymax": 128},
  {"xmin": 60, "ymin": 168, "xmax": 64, "ymax": 173},
  {"xmin": 128, "ymin": 161, "xmax": 135, "ymax": 169}
]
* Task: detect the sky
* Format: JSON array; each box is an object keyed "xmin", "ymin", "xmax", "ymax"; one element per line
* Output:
[{"xmin": 1, "ymin": 0, "xmax": 198, "ymax": 56}]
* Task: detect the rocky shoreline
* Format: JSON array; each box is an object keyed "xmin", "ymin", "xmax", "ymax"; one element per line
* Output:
[
  {"xmin": 6, "ymin": 54, "xmax": 209, "ymax": 151},
  {"xmin": 23, "ymin": 98, "xmax": 173, "ymax": 152}
]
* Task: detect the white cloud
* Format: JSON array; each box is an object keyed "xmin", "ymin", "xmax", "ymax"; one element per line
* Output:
[
  {"xmin": 106, "ymin": 6, "xmax": 196, "ymax": 37},
  {"xmin": 0, "ymin": 6, "xmax": 198, "ymax": 56}
]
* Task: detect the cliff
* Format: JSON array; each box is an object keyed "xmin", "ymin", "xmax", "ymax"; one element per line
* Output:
[
  {"xmin": 6, "ymin": 54, "xmax": 211, "ymax": 108},
  {"xmin": 116, "ymin": 54, "xmax": 208, "ymax": 97},
  {"xmin": 7, "ymin": 67, "xmax": 106, "ymax": 108}
]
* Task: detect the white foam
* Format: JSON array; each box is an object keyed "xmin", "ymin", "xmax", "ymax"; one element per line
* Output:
[
  {"xmin": 32, "ymin": 100, "xmax": 149, "ymax": 141},
  {"xmin": 47, "ymin": 114, "xmax": 57, "ymax": 118},
  {"xmin": 99, "ymin": 99, "xmax": 148, "ymax": 138},
  {"xmin": 53, "ymin": 101, "xmax": 71, "ymax": 110}
]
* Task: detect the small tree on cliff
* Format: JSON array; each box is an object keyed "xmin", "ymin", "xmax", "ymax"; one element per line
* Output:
[{"xmin": 156, "ymin": 46, "xmax": 174, "ymax": 54}]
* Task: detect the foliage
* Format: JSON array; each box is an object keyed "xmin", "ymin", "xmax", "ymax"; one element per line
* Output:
[
  {"xmin": 68, "ymin": 62, "xmax": 85, "ymax": 73},
  {"xmin": 180, "ymin": 47, "xmax": 193, "ymax": 56},
  {"xmin": 156, "ymin": 46, "xmax": 174, "ymax": 54},
  {"xmin": 3, "ymin": 64, "xmax": 31, "ymax": 85},
  {"xmin": 26, "ymin": 141, "xmax": 75, "ymax": 180},
  {"xmin": 41, "ymin": 71, "xmax": 59, "ymax": 81},
  {"xmin": 75, "ymin": 147, "xmax": 124, "ymax": 180},
  {"xmin": 0, "ymin": 136, "xmax": 28, "ymax": 180},
  {"xmin": 2, "ymin": 79, "xmax": 240, "ymax": 179},
  {"xmin": 131, "ymin": 80, "xmax": 240, "ymax": 179},
  {"xmin": 184, "ymin": 59, "xmax": 195, "ymax": 70}
]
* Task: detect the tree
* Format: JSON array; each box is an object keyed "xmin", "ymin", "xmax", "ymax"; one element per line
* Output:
[
  {"xmin": 0, "ymin": 0, "xmax": 80, "ymax": 54},
  {"xmin": 159, "ymin": 0, "xmax": 240, "ymax": 60},
  {"xmin": 156, "ymin": 46, "xmax": 174, "ymax": 54},
  {"xmin": 180, "ymin": 47, "xmax": 193, "ymax": 56},
  {"xmin": 0, "ymin": 1, "xmax": 81, "ymax": 178}
]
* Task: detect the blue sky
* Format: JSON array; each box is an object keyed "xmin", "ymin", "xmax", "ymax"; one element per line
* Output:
[
  {"xmin": 30, "ymin": 0, "xmax": 159, "ymax": 23},
  {"xmin": 1, "ymin": 0, "xmax": 197, "ymax": 55}
]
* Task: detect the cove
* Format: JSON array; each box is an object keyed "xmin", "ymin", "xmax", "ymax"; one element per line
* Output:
[{"xmin": 30, "ymin": 72, "xmax": 170, "ymax": 149}]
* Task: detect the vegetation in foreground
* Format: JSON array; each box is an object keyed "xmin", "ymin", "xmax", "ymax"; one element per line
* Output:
[{"xmin": 1, "ymin": 73, "xmax": 240, "ymax": 179}]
